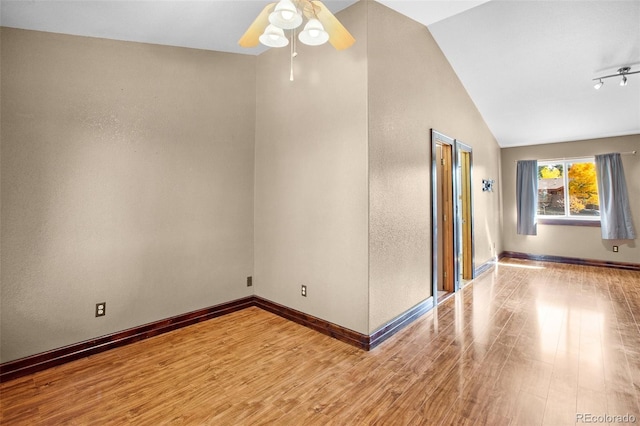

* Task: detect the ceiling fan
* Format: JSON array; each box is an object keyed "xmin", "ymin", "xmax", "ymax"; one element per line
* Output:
[{"xmin": 238, "ymin": 0, "xmax": 355, "ymax": 50}]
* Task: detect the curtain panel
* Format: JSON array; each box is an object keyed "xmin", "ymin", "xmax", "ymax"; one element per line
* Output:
[
  {"xmin": 595, "ymin": 153, "xmax": 636, "ymax": 240},
  {"xmin": 516, "ymin": 160, "xmax": 538, "ymax": 235}
]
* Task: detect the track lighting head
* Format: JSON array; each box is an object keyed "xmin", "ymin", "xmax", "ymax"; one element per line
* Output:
[{"xmin": 593, "ymin": 65, "xmax": 638, "ymax": 90}]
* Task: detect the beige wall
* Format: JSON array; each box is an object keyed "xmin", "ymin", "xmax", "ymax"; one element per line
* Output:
[
  {"xmin": 501, "ymin": 134, "xmax": 640, "ymax": 264},
  {"xmin": 256, "ymin": 0, "xmax": 503, "ymax": 334},
  {"xmin": 254, "ymin": 2, "xmax": 370, "ymax": 334},
  {"xmin": 367, "ymin": 2, "xmax": 502, "ymax": 331},
  {"xmin": 2, "ymin": 0, "xmax": 507, "ymax": 360},
  {"xmin": 0, "ymin": 28, "xmax": 256, "ymax": 362}
]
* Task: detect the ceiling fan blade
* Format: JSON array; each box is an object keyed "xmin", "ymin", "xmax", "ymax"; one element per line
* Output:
[
  {"xmin": 310, "ymin": 0, "xmax": 355, "ymax": 50},
  {"xmin": 238, "ymin": 3, "xmax": 276, "ymax": 48}
]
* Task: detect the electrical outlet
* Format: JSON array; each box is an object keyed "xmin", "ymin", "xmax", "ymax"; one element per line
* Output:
[
  {"xmin": 613, "ymin": 245, "xmax": 619, "ymax": 253},
  {"xmin": 247, "ymin": 276, "xmax": 253, "ymax": 287},
  {"xmin": 95, "ymin": 302, "xmax": 106, "ymax": 317},
  {"xmin": 301, "ymin": 285, "xmax": 307, "ymax": 297}
]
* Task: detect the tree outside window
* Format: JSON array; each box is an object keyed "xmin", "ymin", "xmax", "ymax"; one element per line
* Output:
[
  {"xmin": 567, "ymin": 162, "xmax": 599, "ymax": 215},
  {"xmin": 537, "ymin": 159, "xmax": 599, "ymax": 219}
]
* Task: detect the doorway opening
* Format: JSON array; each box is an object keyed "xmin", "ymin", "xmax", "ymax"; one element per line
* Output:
[
  {"xmin": 455, "ymin": 142, "xmax": 474, "ymax": 288},
  {"xmin": 431, "ymin": 130, "xmax": 474, "ymax": 304}
]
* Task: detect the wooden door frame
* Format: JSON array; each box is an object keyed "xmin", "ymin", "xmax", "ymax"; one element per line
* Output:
[
  {"xmin": 431, "ymin": 130, "xmax": 456, "ymax": 302},
  {"xmin": 454, "ymin": 140, "xmax": 475, "ymax": 284}
]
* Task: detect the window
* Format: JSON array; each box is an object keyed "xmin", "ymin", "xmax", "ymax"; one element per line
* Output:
[{"xmin": 537, "ymin": 159, "xmax": 600, "ymax": 222}]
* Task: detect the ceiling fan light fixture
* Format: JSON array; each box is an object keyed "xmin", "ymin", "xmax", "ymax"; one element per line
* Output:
[
  {"xmin": 593, "ymin": 79, "xmax": 603, "ymax": 90},
  {"xmin": 298, "ymin": 19, "xmax": 329, "ymax": 46},
  {"xmin": 269, "ymin": 0, "xmax": 302, "ymax": 30},
  {"xmin": 620, "ymin": 75, "xmax": 628, "ymax": 86},
  {"xmin": 259, "ymin": 24, "xmax": 289, "ymax": 48}
]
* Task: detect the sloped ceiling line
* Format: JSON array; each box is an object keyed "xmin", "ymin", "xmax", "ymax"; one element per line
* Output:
[{"xmin": 1, "ymin": 0, "xmax": 638, "ymax": 147}]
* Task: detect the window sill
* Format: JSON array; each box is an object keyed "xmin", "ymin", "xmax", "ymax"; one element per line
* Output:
[{"xmin": 538, "ymin": 218, "xmax": 601, "ymax": 227}]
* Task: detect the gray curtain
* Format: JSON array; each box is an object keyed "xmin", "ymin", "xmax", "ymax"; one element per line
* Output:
[
  {"xmin": 595, "ymin": 153, "xmax": 636, "ymax": 240},
  {"xmin": 517, "ymin": 160, "xmax": 538, "ymax": 235}
]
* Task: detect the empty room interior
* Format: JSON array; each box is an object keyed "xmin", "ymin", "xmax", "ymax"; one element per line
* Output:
[{"xmin": 1, "ymin": 0, "xmax": 639, "ymax": 424}]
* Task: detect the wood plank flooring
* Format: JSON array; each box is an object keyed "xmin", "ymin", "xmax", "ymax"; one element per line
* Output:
[{"xmin": 2, "ymin": 258, "xmax": 639, "ymax": 425}]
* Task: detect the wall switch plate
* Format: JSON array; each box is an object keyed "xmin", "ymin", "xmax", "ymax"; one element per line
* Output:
[
  {"xmin": 95, "ymin": 302, "xmax": 106, "ymax": 317},
  {"xmin": 247, "ymin": 276, "xmax": 253, "ymax": 287},
  {"xmin": 613, "ymin": 245, "xmax": 619, "ymax": 253},
  {"xmin": 301, "ymin": 285, "xmax": 307, "ymax": 297}
]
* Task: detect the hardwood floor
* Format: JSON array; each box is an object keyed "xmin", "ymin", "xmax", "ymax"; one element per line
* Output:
[{"xmin": 1, "ymin": 258, "xmax": 639, "ymax": 425}]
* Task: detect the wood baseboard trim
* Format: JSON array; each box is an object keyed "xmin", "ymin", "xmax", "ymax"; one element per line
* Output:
[
  {"xmin": 501, "ymin": 251, "xmax": 640, "ymax": 271},
  {"xmin": 1, "ymin": 293, "xmax": 439, "ymax": 382},
  {"xmin": 253, "ymin": 297, "xmax": 369, "ymax": 350},
  {"xmin": 368, "ymin": 297, "xmax": 434, "ymax": 350},
  {"xmin": 0, "ymin": 296, "xmax": 254, "ymax": 383}
]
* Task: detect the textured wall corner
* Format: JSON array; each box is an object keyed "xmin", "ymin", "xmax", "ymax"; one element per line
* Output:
[{"xmin": 367, "ymin": 1, "xmax": 502, "ymax": 332}]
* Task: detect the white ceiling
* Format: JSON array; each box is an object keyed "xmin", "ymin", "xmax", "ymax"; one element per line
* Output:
[
  {"xmin": 426, "ymin": 0, "xmax": 640, "ymax": 147},
  {"xmin": 1, "ymin": 0, "xmax": 639, "ymax": 148},
  {"xmin": 0, "ymin": 0, "xmax": 359, "ymax": 55}
]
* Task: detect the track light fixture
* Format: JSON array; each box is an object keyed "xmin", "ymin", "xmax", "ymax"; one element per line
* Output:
[
  {"xmin": 620, "ymin": 75, "xmax": 628, "ymax": 86},
  {"xmin": 592, "ymin": 66, "xmax": 639, "ymax": 89}
]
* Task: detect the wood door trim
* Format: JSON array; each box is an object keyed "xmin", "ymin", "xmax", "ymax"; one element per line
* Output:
[
  {"xmin": 455, "ymin": 141, "xmax": 475, "ymax": 281},
  {"xmin": 431, "ymin": 130, "xmax": 456, "ymax": 301},
  {"xmin": 441, "ymin": 144, "xmax": 455, "ymax": 292}
]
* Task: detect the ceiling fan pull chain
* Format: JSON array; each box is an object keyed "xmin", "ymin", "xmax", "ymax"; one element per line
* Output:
[{"xmin": 290, "ymin": 29, "xmax": 295, "ymax": 82}]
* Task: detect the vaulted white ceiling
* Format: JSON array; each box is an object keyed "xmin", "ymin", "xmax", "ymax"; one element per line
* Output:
[
  {"xmin": 426, "ymin": 0, "xmax": 640, "ymax": 147},
  {"xmin": 1, "ymin": 0, "xmax": 639, "ymax": 148}
]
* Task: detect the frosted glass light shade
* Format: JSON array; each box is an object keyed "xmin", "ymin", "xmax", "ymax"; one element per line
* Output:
[
  {"xmin": 259, "ymin": 24, "xmax": 289, "ymax": 48},
  {"xmin": 269, "ymin": 0, "xmax": 302, "ymax": 30},
  {"xmin": 298, "ymin": 18, "xmax": 329, "ymax": 46}
]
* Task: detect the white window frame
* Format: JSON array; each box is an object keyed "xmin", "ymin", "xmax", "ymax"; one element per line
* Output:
[{"xmin": 537, "ymin": 157, "xmax": 600, "ymax": 223}]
